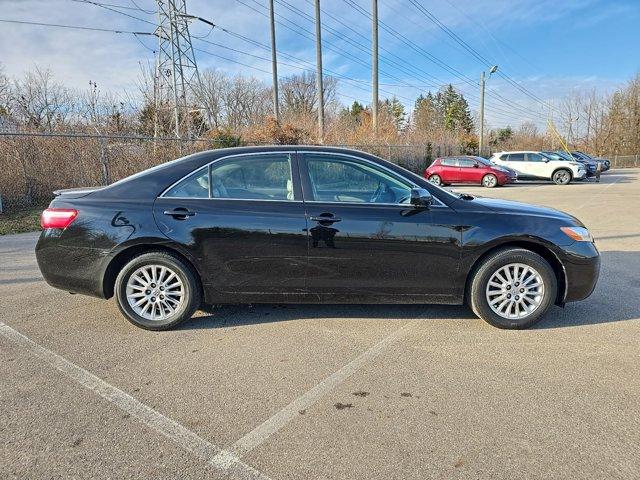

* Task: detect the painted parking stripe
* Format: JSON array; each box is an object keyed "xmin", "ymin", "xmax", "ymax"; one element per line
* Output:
[
  {"xmin": 0, "ymin": 322, "xmax": 270, "ymax": 480},
  {"xmin": 211, "ymin": 320, "xmax": 418, "ymax": 467}
]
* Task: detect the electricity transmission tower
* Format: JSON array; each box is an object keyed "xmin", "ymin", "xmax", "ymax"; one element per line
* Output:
[{"xmin": 154, "ymin": 0, "xmax": 210, "ymax": 139}]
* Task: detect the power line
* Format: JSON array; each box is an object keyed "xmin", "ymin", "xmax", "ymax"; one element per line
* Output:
[
  {"xmin": 404, "ymin": 0, "xmax": 559, "ymax": 114},
  {"xmin": 338, "ymin": 0, "xmax": 548, "ymax": 121},
  {"xmin": 0, "ymin": 18, "xmax": 154, "ymax": 35}
]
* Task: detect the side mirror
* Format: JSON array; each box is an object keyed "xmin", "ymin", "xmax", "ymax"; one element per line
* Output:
[
  {"xmin": 410, "ymin": 187, "xmax": 432, "ymax": 208},
  {"xmin": 473, "ymin": 163, "xmax": 479, "ymax": 168}
]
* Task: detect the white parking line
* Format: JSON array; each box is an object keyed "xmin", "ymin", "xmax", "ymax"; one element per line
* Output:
[
  {"xmin": 0, "ymin": 322, "xmax": 270, "ymax": 480},
  {"xmin": 211, "ymin": 320, "xmax": 418, "ymax": 467}
]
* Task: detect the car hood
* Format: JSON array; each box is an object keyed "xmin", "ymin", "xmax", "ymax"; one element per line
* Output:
[{"xmin": 468, "ymin": 197, "xmax": 581, "ymax": 223}]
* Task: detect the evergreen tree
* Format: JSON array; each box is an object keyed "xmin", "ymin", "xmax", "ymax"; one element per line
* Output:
[
  {"xmin": 434, "ymin": 84, "xmax": 474, "ymax": 133},
  {"xmin": 382, "ymin": 96, "xmax": 406, "ymax": 131}
]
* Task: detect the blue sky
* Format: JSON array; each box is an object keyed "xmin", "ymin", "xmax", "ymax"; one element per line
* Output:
[{"xmin": 0, "ymin": 0, "xmax": 638, "ymax": 129}]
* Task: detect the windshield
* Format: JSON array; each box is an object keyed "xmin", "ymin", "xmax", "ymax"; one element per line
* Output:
[
  {"xmin": 475, "ymin": 157, "xmax": 494, "ymax": 166},
  {"xmin": 554, "ymin": 151, "xmax": 574, "ymax": 161}
]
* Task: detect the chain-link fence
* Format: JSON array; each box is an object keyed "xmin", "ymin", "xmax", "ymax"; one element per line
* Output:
[
  {"xmin": 0, "ymin": 132, "xmax": 457, "ymax": 213},
  {"xmin": 1, "ymin": 131, "xmax": 637, "ymax": 214}
]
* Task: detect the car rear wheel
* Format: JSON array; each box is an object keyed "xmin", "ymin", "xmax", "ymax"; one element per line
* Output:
[
  {"xmin": 428, "ymin": 174, "xmax": 442, "ymax": 186},
  {"xmin": 552, "ymin": 169, "xmax": 572, "ymax": 185},
  {"xmin": 115, "ymin": 251, "xmax": 201, "ymax": 330},
  {"xmin": 482, "ymin": 174, "xmax": 498, "ymax": 188},
  {"xmin": 468, "ymin": 248, "xmax": 557, "ymax": 329}
]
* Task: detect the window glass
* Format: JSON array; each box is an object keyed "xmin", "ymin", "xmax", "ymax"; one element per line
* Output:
[
  {"xmin": 164, "ymin": 167, "xmax": 209, "ymax": 198},
  {"xmin": 526, "ymin": 153, "xmax": 545, "ymax": 162},
  {"xmin": 210, "ymin": 154, "xmax": 294, "ymax": 200},
  {"xmin": 458, "ymin": 159, "xmax": 476, "ymax": 168},
  {"xmin": 306, "ymin": 156, "xmax": 412, "ymax": 204},
  {"xmin": 507, "ymin": 153, "xmax": 525, "ymax": 162},
  {"xmin": 440, "ymin": 158, "xmax": 456, "ymax": 166}
]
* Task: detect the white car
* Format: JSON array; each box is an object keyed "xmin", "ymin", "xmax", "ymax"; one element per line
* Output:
[{"xmin": 489, "ymin": 151, "xmax": 586, "ymax": 185}]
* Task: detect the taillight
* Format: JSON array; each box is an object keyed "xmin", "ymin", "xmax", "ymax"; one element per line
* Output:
[{"xmin": 40, "ymin": 208, "xmax": 78, "ymax": 229}]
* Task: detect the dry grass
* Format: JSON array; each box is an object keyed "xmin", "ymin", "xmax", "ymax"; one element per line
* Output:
[{"xmin": 0, "ymin": 207, "xmax": 43, "ymax": 235}]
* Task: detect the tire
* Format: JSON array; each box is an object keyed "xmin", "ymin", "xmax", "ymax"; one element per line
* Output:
[
  {"xmin": 552, "ymin": 169, "xmax": 572, "ymax": 185},
  {"xmin": 428, "ymin": 174, "xmax": 442, "ymax": 186},
  {"xmin": 468, "ymin": 248, "xmax": 557, "ymax": 329},
  {"xmin": 482, "ymin": 174, "xmax": 498, "ymax": 188},
  {"xmin": 114, "ymin": 251, "xmax": 201, "ymax": 331}
]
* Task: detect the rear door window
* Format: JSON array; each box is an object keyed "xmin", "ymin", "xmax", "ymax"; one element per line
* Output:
[
  {"xmin": 164, "ymin": 167, "xmax": 209, "ymax": 198},
  {"xmin": 507, "ymin": 153, "xmax": 525, "ymax": 162},
  {"xmin": 211, "ymin": 154, "xmax": 294, "ymax": 200}
]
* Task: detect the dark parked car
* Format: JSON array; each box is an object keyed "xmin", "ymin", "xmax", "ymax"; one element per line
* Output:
[
  {"xmin": 36, "ymin": 146, "xmax": 600, "ymax": 330},
  {"xmin": 424, "ymin": 155, "xmax": 516, "ymax": 187},
  {"xmin": 571, "ymin": 151, "xmax": 610, "ymax": 171},
  {"xmin": 542, "ymin": 151, "xmax": 597, "ymax": 177}
]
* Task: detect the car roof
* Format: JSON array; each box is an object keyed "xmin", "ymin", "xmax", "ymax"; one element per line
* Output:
[{"xmin": 92, "ymin": 145, "xmax": 458, "ymax": 205}]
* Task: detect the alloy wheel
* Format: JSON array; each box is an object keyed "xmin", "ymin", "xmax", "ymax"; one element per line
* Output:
[
  {"xmin": 126, "ymin": 264, "xmax": 184, "ymax": 321},
  {"xmin": 483, "ymin": 175, "xmax": 497, "ymax": 187},
  {"xmin": 553, "ymin": 170, "xmax": 570, "ymax": 184},
  {"xmin": 485, "ymin": 263, "xmax": 545, "ymax": 320},
  {"xmin": 429, "ymin": 175, "xmax": 442, "ymax": 186}
]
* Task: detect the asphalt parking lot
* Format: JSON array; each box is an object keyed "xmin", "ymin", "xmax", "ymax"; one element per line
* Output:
[{"xmin": 1, "ymin": 169, "xmax": 639, "ymax": 479}]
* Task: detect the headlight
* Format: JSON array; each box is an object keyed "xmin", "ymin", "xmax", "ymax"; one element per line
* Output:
[{"xmin": 561, "ymin": 226, "xmax": 593, "ymax": 242}]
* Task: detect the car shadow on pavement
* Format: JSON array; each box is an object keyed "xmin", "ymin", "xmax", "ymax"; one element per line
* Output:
[
  {"xmin": 179, "ymin": 303, "xmax": 472, "ymax": 330},
  {"xmin": 179, "ymin": 251, "xmax": 639, "ymax": 331}
]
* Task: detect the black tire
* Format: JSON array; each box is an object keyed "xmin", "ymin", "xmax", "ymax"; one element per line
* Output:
[
  {"xmin": 428, "ymin": 174, "xmax": 442, "ymax": 186},
  {"xmin": 552, "ymin": 168, "xmax": 572, "ymax": 185},
  {"xmin": 482, "ymin": 174, "xmax": 498, "ymax": 188},
  {"xmin": 114, "ymin": 251, "xmax": 201, "ymax": 331},
  {"xmin": 468, "ymin": 248, "xmax": 557, "ymax": 329}
]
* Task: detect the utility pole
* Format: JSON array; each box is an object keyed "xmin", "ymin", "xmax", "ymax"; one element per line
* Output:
[
  {"xmin": 371, "ymin": 0, "xmax": 378, "ymax": 133},
  {"xmin": 154, "ymin": 0, "xmax": 211, "ymax": 140},
  {"xmin": 314, "ymin": 0, "xmax": 325, "ymax": 143},
  {"xmin": 479, "ymin": 70, "xmax": 485, "ymax": 156},
  {"xmin": 268, "ymin": 0, "xmax": 280, "ymax": 122},
  {"xmin": 478, "ymin": 65, "xmax": 498, "ymax": 156}
]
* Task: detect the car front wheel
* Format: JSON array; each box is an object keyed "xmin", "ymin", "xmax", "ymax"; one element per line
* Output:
[
  {"xmin": 114, "ymin": 251, "xmax": 201, "ymax": 330},
  {"xmin": 468, "ymin": 248, "xmax": 557, "ymax": 329},
  {"xmin": 482, "ymin": 174, "xmax": 498, "ymax": 188},
  {"xmin": 552, "ymin": 169, "xmax": 572, "ymax": 185}
]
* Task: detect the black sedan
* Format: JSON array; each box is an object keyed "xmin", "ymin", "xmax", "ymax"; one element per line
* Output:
[{"xmin": 36, "ymin": 146, "xmax": 600, "ymax": 330}]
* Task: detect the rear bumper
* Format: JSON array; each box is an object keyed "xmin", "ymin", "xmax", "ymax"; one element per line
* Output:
[
  {"xmin": 35, "ymin": 231, "xmax": 109, "ymax": 299},
  {"xmin": 560, "ymin": 242, "xmax": 600, "ymax": 303}
]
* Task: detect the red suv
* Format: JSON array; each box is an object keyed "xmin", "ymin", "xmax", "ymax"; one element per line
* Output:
[{"xmin": 424, "ymin": 156, "xmax": 516, "ymax": 188}]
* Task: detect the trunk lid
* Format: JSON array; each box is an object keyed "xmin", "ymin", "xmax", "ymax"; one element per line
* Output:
[{"xmin": 53, "ymin": 186, "xmax": 103, "ymax": 199}]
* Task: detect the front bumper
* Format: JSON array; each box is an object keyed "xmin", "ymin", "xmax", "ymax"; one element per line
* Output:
[{"xmin": 560, "ymin": 241, "xmax": 600, "ymax": 303}]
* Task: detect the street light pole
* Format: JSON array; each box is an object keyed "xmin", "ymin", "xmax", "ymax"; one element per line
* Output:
[
  {"xmin": 314, "ymin": 0, "xmax": 325, "ymax": 144},
  {"xmin": 479, "ymin": 65, "xmax": 498, "ymax": 157},
  {"xmin": 371, "ymin": 0, "xmax": 378, "ymax": 133},
  {"xmin": 268, "ymin": 0, "xmax": 280, "ymax": 122},
  {"xmin": 479, "ymin": 71, "xmax": 486, "ymax": 156}
]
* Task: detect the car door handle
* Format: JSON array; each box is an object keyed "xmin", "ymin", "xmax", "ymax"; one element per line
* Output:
[
  {"xmin": 163, "ymin": 208, "xmax": 196, "ymax": 219},
  {"xmin": 310, "ymin": 215, "xmax": 341, "ymax": 223}
]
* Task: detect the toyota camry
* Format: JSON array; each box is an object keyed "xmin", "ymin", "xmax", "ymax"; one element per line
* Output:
[{"xmin": 35, "ymin": 146, "xmax": 600, "ymax": 330}]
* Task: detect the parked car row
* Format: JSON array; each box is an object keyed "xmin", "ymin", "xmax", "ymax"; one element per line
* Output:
[{"xmin": 424, "ymin": 150, "xmax": 610, "ymax": 187}]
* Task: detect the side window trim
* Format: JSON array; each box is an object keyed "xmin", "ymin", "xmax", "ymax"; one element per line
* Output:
[{"xmin": 160, "ymin": 151, "xmax": 303, "ymax": 202}]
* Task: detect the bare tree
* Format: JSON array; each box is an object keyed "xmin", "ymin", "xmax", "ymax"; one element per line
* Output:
[
  {"xmin": 280, "ymin": 71, "xmax": 338, "ymax": 116},
  {"xmin": 12, "ymin": 67, "xmax": 72, "ymax": 131}
]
